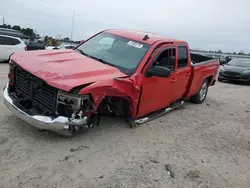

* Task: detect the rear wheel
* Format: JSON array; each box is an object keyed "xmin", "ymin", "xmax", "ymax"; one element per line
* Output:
[{"xmin": 191, "ymin": 79, "xmax": 209, "ymax": 104}]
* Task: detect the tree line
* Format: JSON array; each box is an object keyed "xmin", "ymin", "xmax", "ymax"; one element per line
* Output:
[
  {"xmin": 1, "ymin": 24, "xmax": 250, "ymax": 54},
  {"xmin": 0, "ymin": 24, "xmax": 40, "ymax": 39}
]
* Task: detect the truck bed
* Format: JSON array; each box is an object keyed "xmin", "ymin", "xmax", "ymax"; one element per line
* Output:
[
  {"xmin": 191, "ymin": 53, "xmax": 216, "ymax": 65},
  {"xmin": 187, "ymin": 53, "xmax": 220, "ymax": 98}
]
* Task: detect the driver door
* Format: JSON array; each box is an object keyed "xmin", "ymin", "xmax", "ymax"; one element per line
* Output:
[{"xmin": 137, "ymin": 45, "xmax": 178, "ymax": 117}]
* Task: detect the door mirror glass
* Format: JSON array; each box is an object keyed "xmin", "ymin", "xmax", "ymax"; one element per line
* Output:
[{"xmin": 146, "ymin": 65, "xmax": 171, "ymax": 78}]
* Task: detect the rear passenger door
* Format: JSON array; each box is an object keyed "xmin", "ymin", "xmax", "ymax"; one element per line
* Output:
[{"xmin": 172, "ymin": 46, "xmax": 192, "ymax": 101}]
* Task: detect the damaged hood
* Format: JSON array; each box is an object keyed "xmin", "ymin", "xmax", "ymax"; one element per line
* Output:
[{"xmin": 11, "ymin": 49, "xmax": 128, "ymax": 91}]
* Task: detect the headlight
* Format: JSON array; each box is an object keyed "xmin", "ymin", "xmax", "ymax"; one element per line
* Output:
[
  {"xmin": 57, "ymin": 90, "xmax": 90, "ymax": 111},
  {"xmin": 243, "ymin": 70, "xmax": 250, "ymax": 74}
]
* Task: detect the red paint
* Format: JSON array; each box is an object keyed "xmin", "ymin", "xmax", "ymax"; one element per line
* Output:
[{"xmin": 10, "ymin": 29, "xmax": 220, "ymax": 119}]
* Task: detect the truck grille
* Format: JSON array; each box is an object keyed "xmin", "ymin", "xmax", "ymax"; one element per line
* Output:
[{"xmin": 14, "ymin": 65, "xmax": 58, "ymax": 113}]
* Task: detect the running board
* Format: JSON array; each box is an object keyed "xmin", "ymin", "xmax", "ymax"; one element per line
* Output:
[{"xmin": 134, "ymin": 100, "xmax": 184, "ymax": 124}]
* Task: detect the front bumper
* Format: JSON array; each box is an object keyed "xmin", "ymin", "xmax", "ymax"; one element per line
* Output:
[{"xmin": 3, "ymin": 83, "xmax": 88, "ymax": 136}]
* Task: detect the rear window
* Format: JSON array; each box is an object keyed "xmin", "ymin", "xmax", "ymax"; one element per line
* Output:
[
  {"xmin": 178, "ymin": 46, "xmax": 188, "ymax": 68},
  {"xmin": 0, "ymin": 36, "xmax": 21, "ymax": 45}
]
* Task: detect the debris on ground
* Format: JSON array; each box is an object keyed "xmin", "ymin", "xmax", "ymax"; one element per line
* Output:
[
  {"xmin": 185, "ymin": 170, "xmax": 200, "ymax": 180},
  {"xmin": 165, "ymin": 164, "xmax": 175, "ymax": 178},
  {"xmin": 70, "ymin": 145, "xmax": 90, "ymax": 152},
  {"xmin": 149, "ymin": 159, "xmax": 160, "ymax": 164},
  {"xmin": 63, "ymin": 155, "xmax": 73, "ymax": 161}
]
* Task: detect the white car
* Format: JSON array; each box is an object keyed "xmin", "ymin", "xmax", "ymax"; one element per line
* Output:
[{"xmin": 0, "ymin": 35, "xmax": 27, "ymax": 62}]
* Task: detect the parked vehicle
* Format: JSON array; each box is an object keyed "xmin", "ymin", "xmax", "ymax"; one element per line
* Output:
[
  {"xmin": 52, "ymin": 43, "xmax": 77, "ymax": 50},
  {"xmin": 26, "ymin": 42, "xmax": 46, "ymax": 51},
  {"xmin": 3, "ymin": 29, "xmax": 220, "ymax": 136},
  {"xmin": 0, "ymin": 35, "xmax": 27, "ymax": 62},
  {"xmin": 218, "ymin": 58, "xmax": 250, "ymax": 83},
  {"xmin": 219, "ymin": 56, "xmax": 231, "ymax": 65},
  {"xmin": 45, "ymin": 43, "xmax": 77, "ymax": 50}
]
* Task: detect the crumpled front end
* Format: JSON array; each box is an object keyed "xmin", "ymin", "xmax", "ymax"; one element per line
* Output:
[
  {"xmin": 3, "ymin": 83, "xmax": 88, "ymax": 136},
  {"xmin": 3, "ymin": 62, "xmax": 99, "ymax": 136}
]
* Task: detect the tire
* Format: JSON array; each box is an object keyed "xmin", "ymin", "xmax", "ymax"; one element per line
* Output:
[
  {"xmin": 191, "ymin": 79, "xmax": 209, "ymax": 104},
  {"xmin": 218, "ymin": 78, "xmax": 223, "ymax": 82}
]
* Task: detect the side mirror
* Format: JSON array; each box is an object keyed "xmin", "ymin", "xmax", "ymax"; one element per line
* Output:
[{"xmin": 146, "ymin": 65, "xmax": 171, "ymax": 78}]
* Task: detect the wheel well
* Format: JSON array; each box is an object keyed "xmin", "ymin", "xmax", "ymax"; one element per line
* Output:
[
  {"xmin": 206, "ymin": 76, "xmax": 213, "ymax": 85},
  {"xmin": 98, "ymin": 96, "xmax": 131, "ymax": 117},
  {"xmin": 8, "ymin": 53, "xmax": 14, "ymax": 62}
]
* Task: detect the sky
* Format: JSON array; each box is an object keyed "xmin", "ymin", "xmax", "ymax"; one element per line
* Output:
[{"xmin": 0, "ymin": 0, "xmax": 249, "ymax": 53}]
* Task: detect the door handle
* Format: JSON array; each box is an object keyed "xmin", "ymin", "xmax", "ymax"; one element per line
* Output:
[{"xmin": 170, "ymin": 78, "xmax": 178, "ymax": 83}]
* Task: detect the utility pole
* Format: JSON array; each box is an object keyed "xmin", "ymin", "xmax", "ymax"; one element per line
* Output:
[
  {"xmin": 2, "ymin": 16, "xmax": 4, "ymax": 25},
  {"xmin": 70, "ymin": 10, "xmax": 75, "ymax": 41}
]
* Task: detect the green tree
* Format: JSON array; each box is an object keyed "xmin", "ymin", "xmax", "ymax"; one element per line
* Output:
[
  {"xmin": 0, "ymin": 24, "xmax": 11, "ymax": 29},
  {"xmin": 63, "ymin": 37, "xmax": 70, "ymax": 42},
  {"xmin": 238, "ymin": 51, "xmax": 245, "ymax": 55},
  {"xmin": 217, "ymin": 49, "xmax": 223, "ymax": 53},
  {"xmin": 12, "ymin": 25, "xmax": 21, "ymax": 31}
]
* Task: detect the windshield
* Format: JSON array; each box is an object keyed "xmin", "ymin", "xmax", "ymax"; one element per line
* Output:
[
  {"xmin": 75, "ymin": 32, "xmax": 151, "ymax": 74},
  {"xmin": 227, "ymin": 59, "xmax": 250, "ymax": 67}
]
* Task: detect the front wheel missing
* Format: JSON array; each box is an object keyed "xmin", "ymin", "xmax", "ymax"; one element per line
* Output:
[{"xmin": 126, "ymin": 116, "xmax": 140, "ymax": 128}]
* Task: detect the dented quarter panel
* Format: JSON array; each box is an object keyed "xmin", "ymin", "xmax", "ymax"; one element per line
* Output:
[{"xmin": 79, "ymin": 75, "xmax": 142, "ymax": 117}]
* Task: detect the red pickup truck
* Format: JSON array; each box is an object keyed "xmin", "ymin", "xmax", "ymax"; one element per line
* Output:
[{"xmin": 3, "ymin": 29, "xmax": 220, "ymax": 136}]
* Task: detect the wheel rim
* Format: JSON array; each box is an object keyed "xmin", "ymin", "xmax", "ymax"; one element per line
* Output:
[{"xmin": 199, "ymin": 82, "xmax": 208, "ymax": 101}]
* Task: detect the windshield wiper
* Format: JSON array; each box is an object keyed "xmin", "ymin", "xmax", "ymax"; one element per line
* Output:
[
  {"xmin": 75, "ymin": 49, "xmax": 90, "ymax": 57},
  {"xmin": 75, "ymin": 49, "xmax": 118, "ymax": 69},
  {"xmin": 89, "ymin": 56, "xmax": 117, "ymax": 68}
]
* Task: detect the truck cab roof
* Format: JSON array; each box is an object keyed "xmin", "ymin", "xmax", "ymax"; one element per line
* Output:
[{"xmin": 105, "ymin": 29, "xmax": 186, "ymax": 45}]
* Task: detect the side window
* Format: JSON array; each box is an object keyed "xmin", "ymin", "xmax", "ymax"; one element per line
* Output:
[
  {"xmin": 0, "ymin": 36, "xmax": 20, "ymax": 45},
  {"xmin": 154, "ymin": 48, "xmax": 176, "ymax": 71},
  {"xmin": 2, "ymin": 36, "xmax": 12, "ymax": 45},
  {"xmin": 11, "ymin": 38, "xmax": 21, "ymax": 45},
  {"xmin": 178, "ymin": 46, "xmax": 188, "ymax": 68},
  {"xmin": 0, "ymin": 36, "xmax": 4, "ymax": 45}
]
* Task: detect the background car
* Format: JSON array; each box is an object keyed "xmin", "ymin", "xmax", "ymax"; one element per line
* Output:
[
  {"xmin": 52, "ymin": 43, "xmax": 77, "ymax": 50},
  {"xmin": 26, "ymin": 42, "xmax": 46, "ymax": 51},
  {"xmin": 219, "ymin": 56, "xmax": 231, "ymax": 65},
  {"xmin": 45, "ymin": 43, "xmax": 77, "ymax": 50},
  {"xmin": 0, "ymin": 34, "xmax": 27, "ymax": 62},
  {"xmin": 218, "ymin": 58, "xmax": 250, "ymax": 84}
]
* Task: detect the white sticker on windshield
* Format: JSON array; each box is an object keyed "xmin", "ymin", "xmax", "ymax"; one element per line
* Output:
[{"xmin": 127, "ymin": 41, "xmax": 143, "ymax": 48}]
